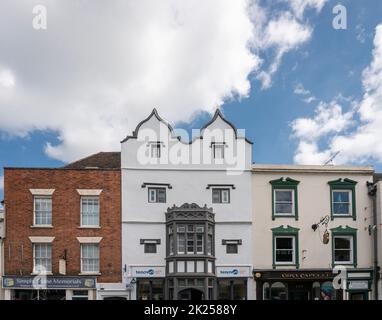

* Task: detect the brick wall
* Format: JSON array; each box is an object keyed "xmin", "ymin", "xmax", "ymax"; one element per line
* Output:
[{"xmin": 3, "ymin": 168, "xmax": 121, "ymax": 283}]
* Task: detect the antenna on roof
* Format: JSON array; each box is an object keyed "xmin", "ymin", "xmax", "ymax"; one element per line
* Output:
[{"xmin": 323, "ymin": 151, "xmax": 340, "ymax": 166}]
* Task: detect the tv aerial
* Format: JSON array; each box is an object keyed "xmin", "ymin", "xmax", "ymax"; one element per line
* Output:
[{"xmin": 324, "ymin": 151, "xmax": 340, "ymax": 166}]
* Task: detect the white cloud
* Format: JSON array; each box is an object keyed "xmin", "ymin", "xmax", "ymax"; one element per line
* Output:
[
  {"xmin": 0, "ymin": 175, "xmax": 3, "ymax": 190},
  {"xmin": 291, "ymin": 24, "xmax": 382, "ymax": 165},
  {"xmin": 294, "ymin": 83, "xmax": 310, "ymax": 95},
  {"xmin": 286, "ymin": 0, "xmax": 327, "ymax": 19},
  {"xmin": 292, "ymin": 101, "xmax": 354, "ymax": 141},
  {"xmin": 0, "ymin": 0, "xmax": 325, "ymax": 162},
  {"xmin": 302, "ymin": 96, "xmax": 316, "ymax": 103},
  {"xmin": 294, "ymin": 83, "xmax": 317, "ymax": 103},
  {"xmin": 253, "ymin": 10, "xmax": 315, "ymax": 89},
  {"xmin": 0, "ymin": 68, "xmax": 15, "ymax": 88}
]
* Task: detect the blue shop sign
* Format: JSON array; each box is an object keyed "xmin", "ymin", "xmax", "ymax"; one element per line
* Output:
[{"xmin": 2, "ymin": 276, "xmax": 97, "ymax": 289}]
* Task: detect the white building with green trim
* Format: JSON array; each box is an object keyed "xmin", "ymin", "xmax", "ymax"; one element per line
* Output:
[{"xmin": 252, "ymin": 164, "xmax": 374, "ymax": 300}]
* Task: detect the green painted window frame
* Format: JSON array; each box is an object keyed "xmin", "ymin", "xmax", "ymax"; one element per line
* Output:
[
  {"xmin": 328, "ymin": 178, "xmax": 357, "ymax": 220},
  {"xmin": 271, "ymin": 225, "xmax": 300, "ymax": 269},
  {"xmin": 330, "ymin": 225, "xmax": 357, "ymax": 268},
  {"xmin": 270, "ymin": 178, "xmax": 300, "ymax": 221}
]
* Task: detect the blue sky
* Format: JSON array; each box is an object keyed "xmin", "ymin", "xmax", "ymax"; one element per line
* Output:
[{"xmin": 1, "ymin": 0, "xmax": 382, "ymax": 202}]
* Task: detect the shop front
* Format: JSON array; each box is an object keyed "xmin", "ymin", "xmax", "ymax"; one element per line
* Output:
[
  {"xmin": 216, "ymin": 266, "xmax": 251, "ymax": 300},
  {"xmin": 253, "ymin": 269, "xmax": 342, "ymax": 300},
  {"xmin": 129, "ymin": 266, "xmax": 166, "ymax": 300},
  {"xmin": 253, "ymin": 268, "xmax": 373, "ymax": 300},
  {"xmin": 2, "ymin": 275, "xmax": 97, "ymax": 300},
  {"xmin": 345, "ymin": 269, "xmax": 373, "ymax": 300}
]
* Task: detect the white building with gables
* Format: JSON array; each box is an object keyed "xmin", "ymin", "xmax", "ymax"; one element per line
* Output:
[{"xmin": 120, "ymin": 109, "xmax": 254, "ymax": 300}]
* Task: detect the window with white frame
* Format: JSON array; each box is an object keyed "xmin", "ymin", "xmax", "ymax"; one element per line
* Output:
[
  {"xmin": 274, "ymin": 236, "xmax": 295, "ymax": 264},
  {"xmin": 333, "ymin": 236, "xmax": 353, "ymax": 264},
  {"xmin": 34, "ymin": 197, "xmax": 52, "ymax": 226},
  {"xmin": 274, "ymin": 189, "xmax": 294, "ymax": 216},
  {"xmin": 150, "ymin": 142, "xmax": 161, "ymax": 158},
  {"xmin": 212, "ymin": 188, "xmax": 230, "ymax": 203},
  {"xmin": 176, "ymin": 224, "xmax": 205, "ymax": 255},
  {"xmin": 81, "ymin": 244, "xmax": 100, "ymax": 273},
  {"xmin": 212, "ymin": 143, "xmax": 225, "ymax": 159},
  {"xmin": 81, "ymin": 197, "xmax": 100, "ymax": 226},
  {"xmin": 148, "ymin": 188, "xmax": 166, "ymax": 203},
  {"xmin": 332, "ymin": 190, "xmax": 352, "ymax": 216},
  {"xmin": 33, "ymin": 243, "xmax": 52, "ymax": 273}
]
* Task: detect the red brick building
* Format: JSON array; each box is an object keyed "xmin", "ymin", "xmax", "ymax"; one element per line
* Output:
[{"xmin": 2, "ymin": 152, "xmax": 125, "ymax": 300}]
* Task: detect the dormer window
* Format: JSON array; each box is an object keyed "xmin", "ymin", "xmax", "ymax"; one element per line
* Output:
[
  {"xmin": 212, "ymin": 143, "xmax": 225, "ymax": 159},
  {"xmin": 150, "ymin": 142, "xmax": 161, "ymax": 158}
]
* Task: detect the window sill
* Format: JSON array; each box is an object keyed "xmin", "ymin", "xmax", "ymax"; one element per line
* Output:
[
  {"xmin": 273, "ymin": 264, "xmax": 299, "ymax": 268},
  {"xmin": 79, "ymin": 272, "xmax": 101, "ymax": 276},
  {"xmin": 78, "ymin": 226, "xmax": 101, "ymax": 229},
  {"xmin": 332, "ymin": 214, "xmax": 353, "ymax": 218},
  {"xmin": 31, "ymin": 272, "xmax": 53, "ymax": 276},
  {"xmin": 30, "ymin": 225, "xmax": 53, "ymax": 228},
  {"xmin": 273, "ymin": 215, "xmax": 296, "ymax": 218},
  {"xmin": 333, "ymin": 262, "xmax": 355, "ymax": 266}
]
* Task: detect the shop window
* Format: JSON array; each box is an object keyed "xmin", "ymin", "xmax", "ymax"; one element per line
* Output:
[
  {"xmin": 72, "ymin": 290, "xmax": 89, "ymax": 300},
  {"xmin": 81, "ymin": 196, "xmax": 99, "ymax": 227},
  {"xmin": 137, "ymin": 279, "xmax": 164, "ymax": 300},
  {"xmin": 217, "ymin": 279, "xmax": 247, "ymax": 300},
  {"xmin": 321, "ymin": 281, "xmax": 336, "ymax": 300},
  {"xmin": 263, "ymin": 283, "xmax": 270, "ymax": 300},
  {"xmin": 34, "ymin": 196, "xmax": 52, "ymax": 226},
  {"xmin": 271, "ymin": 282, "xmax": 287, "ymax": 300},
  {"xmin": 312, "ymin": 282, "xmax": 321, "ymax": 300}
]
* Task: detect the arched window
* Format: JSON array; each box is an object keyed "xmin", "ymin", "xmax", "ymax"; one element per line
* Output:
[
  {"xmin": 271, "ymin": 282, "xmax": 287, "ymax": 300},
  {"xmin": 312, "ymin": 282, "xmax": 320, "ymax": 300},
  {"xmin": 263, "ymin": 282, "xmax": 270, "ymax": 300}
]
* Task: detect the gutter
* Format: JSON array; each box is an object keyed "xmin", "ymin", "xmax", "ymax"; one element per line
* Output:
[{"xmin": 367, "ymin": 181, "xmax": 379, "ymax": 300}]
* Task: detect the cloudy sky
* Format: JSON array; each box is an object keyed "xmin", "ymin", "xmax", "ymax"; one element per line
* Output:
[{"xmin": 1, "ymin": 0, "xmax": 382, "ymax": 199}]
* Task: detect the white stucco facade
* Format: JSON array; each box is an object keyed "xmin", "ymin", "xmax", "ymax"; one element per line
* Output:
[
  {"xmin": 121, "ymin": 109, "xmax": 254, "ymax": 300},
  {"xmin": 252, "ymin": 164, "xmax": 374, "ymax": 300}
]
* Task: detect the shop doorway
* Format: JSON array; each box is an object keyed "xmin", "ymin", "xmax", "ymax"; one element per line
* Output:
[
  {"xmin": 289, "ymin": 290, "xmax": 309, "ymax": 300},
  {"xmin": 178, "ymin": 288, "xmax": 204, "ymax": 300},
  {"xmin": 349, "ymin": 291, "xmax": 368, "ymax": 300}
]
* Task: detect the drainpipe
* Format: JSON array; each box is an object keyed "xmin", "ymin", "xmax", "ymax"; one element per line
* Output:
[{"xmin": 367, "ymin": 181, "xmax": 378, "ymax": 300}]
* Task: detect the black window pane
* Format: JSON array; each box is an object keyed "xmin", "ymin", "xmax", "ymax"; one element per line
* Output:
[
  {"xmin": 275, "ymin": 190, "xmax": 292, "ymax": 201},
  {"xmin": 157, "ymin": 189, "xmax": 166, "ymax": 203},
  {"xmin": 212, "ymin": 189, "xmax": 221, "ymax": 203},
  {"xmin": 226, "ymin": 244, "xmax": 238, "ymax": 254},
  {"xmin": 276, "ymin": 237, "xmax": 293, "ymax": 249},
  {"xmin": 334, "ymin": 237, "xmax": 351, "ymax": 249},
  {"xmin": 144, "ymin": 243, "xmax": 157, "ymax": 253}
]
